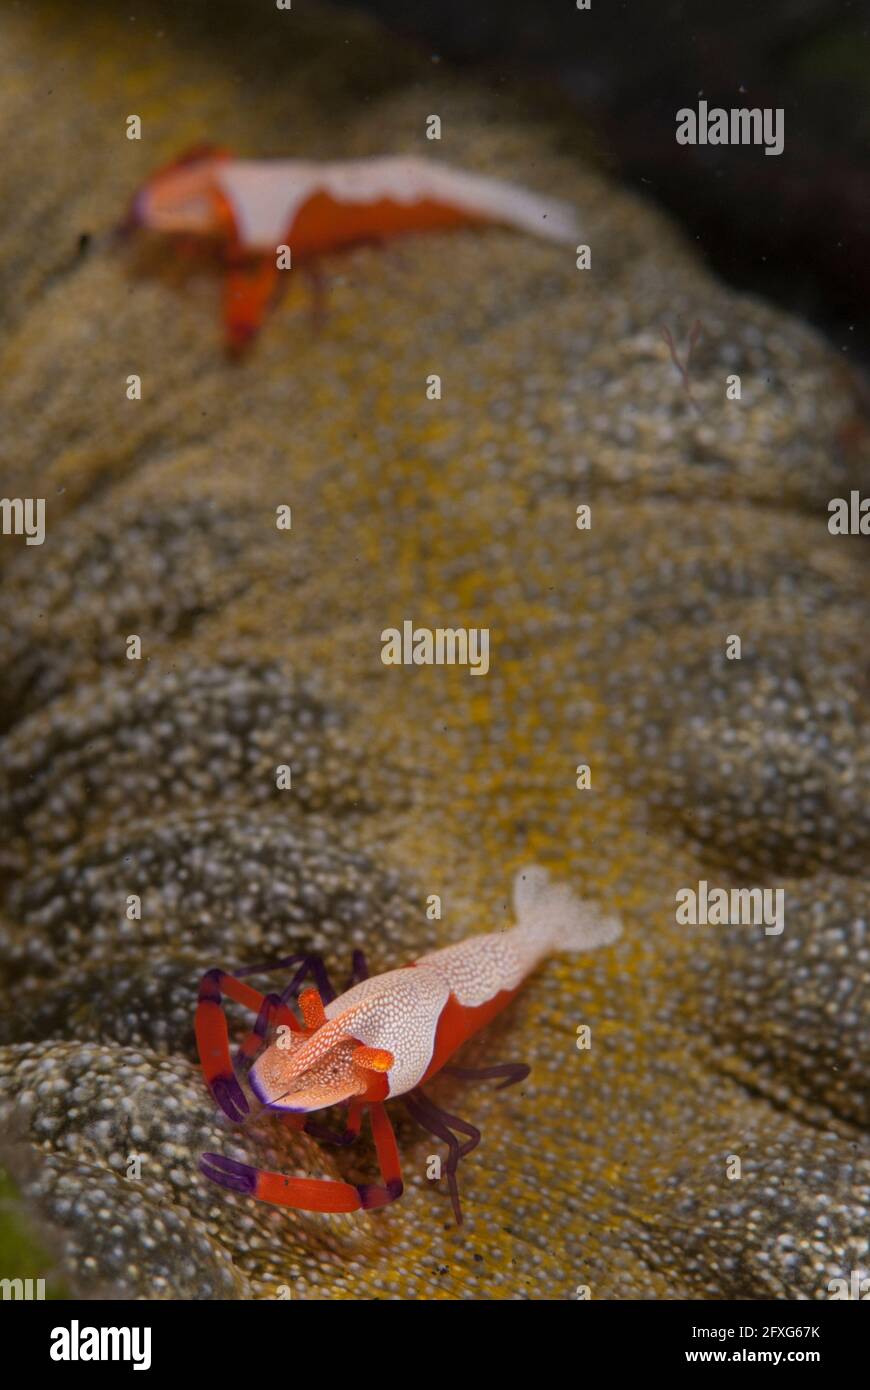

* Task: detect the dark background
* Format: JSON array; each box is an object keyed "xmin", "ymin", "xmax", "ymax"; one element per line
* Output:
[{"xmin": 338, "ymin": 0, "xmax": 870, "ymax": 361}]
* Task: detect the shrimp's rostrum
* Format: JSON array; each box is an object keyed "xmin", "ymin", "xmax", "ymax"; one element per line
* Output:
[
  {"xmin": 125, "ymin": 150, "xmax": 579, "ymax": 350},
  {"xmin": 196, "ymin": 867, "xmax": 621, "ymax": 1223}
]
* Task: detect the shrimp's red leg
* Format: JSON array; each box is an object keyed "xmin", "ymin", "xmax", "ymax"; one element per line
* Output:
[
  {"xmin": 196, "ymin": 967, "xmax": 302, "ymax": 1122},
  {"xmin": 276, "ymin": 1111, "xmax": 308, "ymax": 1133},
  {"xmin": 235, "ymin": 991, "xmax": 287, "ymax": 1070},
  {"xmin": 200, "ymin": 1103, "xmax": 403, "ymax": 1213},
  {"xmin": 367, "ymin": 1102, "xmax": 403, "ymax": 1205},
  {"xmin": 232, "ymin": 953, "xmax": 338, "ymax": 1070},
  {"xmin": 223, "ymin": 256, "xmax": 282, "ymax": 353}
]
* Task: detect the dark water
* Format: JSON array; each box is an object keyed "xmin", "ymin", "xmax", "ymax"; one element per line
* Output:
[{"xmin": 338, "ymin": 0, "xmax": 870, "ymax": 362}]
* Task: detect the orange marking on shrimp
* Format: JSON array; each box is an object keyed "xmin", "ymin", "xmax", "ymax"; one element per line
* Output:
[
  {"xmin": 353, "ymin": 1045, "xmax": 395, "ymax": 1073},
  {"xmin": 298, "ymin": 988, "xmax": 328, "ymax": 1032},
  {"xmin": 197, "ymin": 868, "xmax": 620, "ymax": 1223}
]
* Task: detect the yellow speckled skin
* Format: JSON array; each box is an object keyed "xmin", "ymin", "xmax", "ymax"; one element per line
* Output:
[{"xmin": 0, "ymin": 1, "xmax": 867, "ymax": 1300}]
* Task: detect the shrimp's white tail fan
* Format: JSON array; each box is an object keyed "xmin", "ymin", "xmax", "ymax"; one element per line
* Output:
[{"xmin": 513, "ymin": 866, "xmax": 622, "ymax": 952}]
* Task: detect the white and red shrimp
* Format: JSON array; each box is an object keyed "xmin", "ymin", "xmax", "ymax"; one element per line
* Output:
[
  {"xmin": 124, "ymin": 149, "xmax": 579, "ymax": 350},
  {"xmin": 196, "ymin": 867, "xmax": 620, "ymax": 1223}
]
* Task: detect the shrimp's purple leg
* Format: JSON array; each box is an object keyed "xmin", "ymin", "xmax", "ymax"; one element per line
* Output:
[
  {"xmin": 442, "ymin": 1061, "xmax": 530, "ymax": 1090},
  {"xmin": 304, "ymin": 1098, "xmax": 364, "ymax": 1147},
  {"xmin": 404, "ymin": 1088, "xmax": 481, "ymax": 1225},
  {"xmin": 232, "ymin": 953, "xmax": 339, "ymax": 1070},
  {"xmin": 344, "ymin": 949, "xmax": 369, "ymax": 991}
]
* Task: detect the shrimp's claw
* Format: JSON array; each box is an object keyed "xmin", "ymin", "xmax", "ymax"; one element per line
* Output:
[{"xmin": 200, "ymin": 1103, "xmax": 403, "ymax": 1214}]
